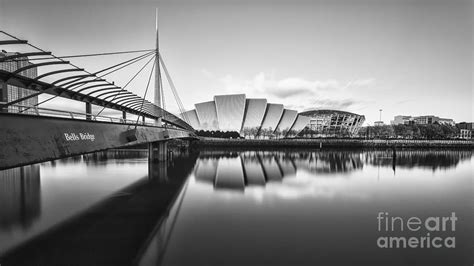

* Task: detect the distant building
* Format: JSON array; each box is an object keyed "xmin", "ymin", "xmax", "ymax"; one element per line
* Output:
[
  {"xmin": 181, "ymin": 94, "xmax": 311, "ymax": 139},
  {"xmin": 391, "ymin": 115, "xmax": 455, "ymax": 126},
  {"xmin": 298, "ymin": 109, "xmax": 365, "ymax": 137},
  {"xmin": 0, "ymin": 50, "xmax": 38, "ymax": 114},
  {"xmin": 456, "ymin": 122, "xmax": 473, "ymax": 139},
  {"xmin": 374, "ymin": 121, "xmax": 385, "ymax": 127},
  {"xmin": 437, "ymin": 117, "xmax": 455, "ymax": 126},
  {"xmin": 391, "ymin": 115, "xmax": 414, "ymax": 125}
]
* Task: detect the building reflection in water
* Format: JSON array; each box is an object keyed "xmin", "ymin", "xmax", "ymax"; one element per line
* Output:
[
  {"xmin": 194, "ymin": 150, "xmax": 364, "ymax": 191},
  {"xmin": 0, "ymin": 165, "xmax": 41, "ymax": 230},
  {"xmin": 365, "ymin": 149, "xmax": 473, "ymax": 171},
  {"xmin": 193, "ymin": 149, "xmax": 473, "ymax": 191}
]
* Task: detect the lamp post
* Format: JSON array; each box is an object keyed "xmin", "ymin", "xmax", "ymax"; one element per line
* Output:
[{"xmin": 379, "ymin": 109, "xmax": 382, "ymax": 123}]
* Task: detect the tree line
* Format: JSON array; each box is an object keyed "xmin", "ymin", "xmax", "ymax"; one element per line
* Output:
[
  {"xmin": 196, "ymin": 130, "xmax": 241, "ymax": 139},
  {"xmin": 196, "ymin": 123, "xmax": 462, "ymax": 140},
  {"xmin": 359, "ymin": 123, "xmax": 460, "ymax": 140}
]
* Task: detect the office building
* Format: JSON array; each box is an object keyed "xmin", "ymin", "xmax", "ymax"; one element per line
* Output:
[
  {"xmin": 391, "ymin": 115, "xmax": 455, "ymax": 126},
  {"xmin": 0, "ymin": 50, "xmax": 38, "ymax": 114}
]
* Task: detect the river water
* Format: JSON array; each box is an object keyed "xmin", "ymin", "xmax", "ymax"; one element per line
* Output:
[{"xmin": 0, "ymin": 149, "xmax": 472, "ymax": 265}]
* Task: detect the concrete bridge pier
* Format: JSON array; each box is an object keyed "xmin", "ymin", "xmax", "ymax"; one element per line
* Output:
[
  {"xmin": 148, "ymin": 157, "xmax": 168, "ymax": 182},
  {"xmin": 148, "ymin": 141, "xmax": 168, "ymax": 162},
  {"xmin": 148, "ymin": 141, "xmax": 168, "ymax": 182}
]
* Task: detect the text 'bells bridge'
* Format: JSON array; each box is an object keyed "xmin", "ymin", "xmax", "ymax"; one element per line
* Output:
[{"xmin": 0, "ymin": 31, "xmax": 197, "ymax": 170}]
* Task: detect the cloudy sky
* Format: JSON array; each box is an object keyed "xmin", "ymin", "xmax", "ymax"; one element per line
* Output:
[{"xmin": 1, "ymin": 0, "xmax": 472, "ymax": 124}]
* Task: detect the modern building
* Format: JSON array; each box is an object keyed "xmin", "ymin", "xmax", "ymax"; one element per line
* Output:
[
  {"xmin": 180, "ymin": 94, "xmax": 311, "ymax": 138},
  {"xmin": 298, "ymin": 109, "xmax": 365, "ymax": 137},
  {"xmin": 456, "ymin": 122, "xmax": 473, "ymax": 139},
  {"xmin": 391, "ymin": 115, "xmax": 455, "ymax": 126},
  {"xmin": 391, "ymin": 115, "xmax": 414, "ymax": 125},
  {"xmin": 0, "ymin": 50, "xmax": 38, "ymax": 114}
]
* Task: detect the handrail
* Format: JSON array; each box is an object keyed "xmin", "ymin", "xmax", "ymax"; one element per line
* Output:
[{"xmin": 0, "ymin": 102, "xmax": 157, "ymax": 126}]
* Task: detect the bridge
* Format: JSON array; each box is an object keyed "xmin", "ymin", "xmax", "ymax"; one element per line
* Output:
[{"xmin": 0, "ymin": 29, "xmax": 197, "ymax": 170}]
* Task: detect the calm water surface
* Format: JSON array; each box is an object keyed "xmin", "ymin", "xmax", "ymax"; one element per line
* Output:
[{"xmin": 0, "ymin": 149, "xmax": 472, "ymax": 265}]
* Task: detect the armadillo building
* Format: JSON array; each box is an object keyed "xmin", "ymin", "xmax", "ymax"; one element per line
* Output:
[{"xmin": 181, "ymin": 94, "xmax": 311, "ymax": 138}]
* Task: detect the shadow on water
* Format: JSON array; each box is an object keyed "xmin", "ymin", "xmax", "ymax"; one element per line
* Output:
[{"xmin": 0, "ymin": 152, "xmax": 198, "ymax": 266}]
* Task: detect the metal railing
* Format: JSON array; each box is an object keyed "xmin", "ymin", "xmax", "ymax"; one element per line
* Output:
[{"xmin": 0, "ymin": 102, "xmax": 157, "ymax": 126}]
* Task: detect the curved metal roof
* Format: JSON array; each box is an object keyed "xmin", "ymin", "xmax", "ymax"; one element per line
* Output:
[{"xmin": 300, "ymin": 109, "xmax": 364, "ymax": 117}]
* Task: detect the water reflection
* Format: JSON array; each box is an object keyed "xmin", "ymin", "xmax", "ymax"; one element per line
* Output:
[
  {"xmin": 0, "ymin": 149, "xmax": 472, "ymax": 266},
  {"xmin": 194, "ymin": 150, "xmax": 473, "ymax": 191},
  {"xmin": 0, "ymin": 150, "xmax": 151, "ymax": 257},
  {"xmin": 156, "ymin": 149, "xmax": 473, "ymax": 266},
  {"xmin": 1, "ymin": 153, "xmax": 198, "ymax": 265},
  {"xmin": 365, "ymin": 149, "xmax": 473, "ymax": 170},
  {"xmin": 46, "ymin": 149, "xmax": 149, "ymax": 167},
  {"xmin": 0, "ymin": 165, "xmax": 41, "ymax": 230},
  {"xmin": 195, "ymin": 150, "xmax": 365, "ymax": 191}
]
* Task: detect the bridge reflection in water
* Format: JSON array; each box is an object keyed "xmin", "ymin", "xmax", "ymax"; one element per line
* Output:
[
  {"xmin": 0, "ymin": 149, "xmax": 472, "ymax": 265},
  {"xmin": 0, "ymin": 152, "xmax": 198, "ymax": 266}
]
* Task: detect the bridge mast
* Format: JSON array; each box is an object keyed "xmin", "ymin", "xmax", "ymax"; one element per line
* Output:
[
  {"xmin": 148, "ymin": 8, "xmax": 168, "ymax": 163},
  {"xmin": 154, "ymin": 8, "xmax": 162, "ymax": 125}
]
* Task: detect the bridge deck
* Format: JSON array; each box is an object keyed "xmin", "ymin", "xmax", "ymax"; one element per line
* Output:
[{"xmin": 0, "ymin": 113, "xmax": 196, "ymax": 170}]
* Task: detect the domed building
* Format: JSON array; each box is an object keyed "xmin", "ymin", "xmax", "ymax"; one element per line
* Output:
[
  {"xmin": 180, "ymin": 94, "xmax": 311, "ymax": 138},
  {"xmin": 298, "ymin": 110, "xmax": 365, "ymax": 137}
]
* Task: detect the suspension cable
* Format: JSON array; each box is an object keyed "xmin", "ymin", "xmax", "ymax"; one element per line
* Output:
[
  {"xmin": 135, "ymin": 60, "xmax": 156, "ymax": 128},
  {"xmin": 1, "ymin": 31, "xmax": 187, "ymax": 126},
  {"xmin": 1, "ymin": 31, "xmax": 125, "ymax": 99},
  {"xmin": 95, "ymin": 54, "xmax": 155, "ymax": 117},
  {"xmin": 159, "ymin": 53, "xmax": 188, "ymax": 123},
  {"xmin": 21, "ymin": 49, "xmax": 155, "ymax": 61},
  {"xmin": 18, "ymin": 51, "xmax": 155, "ymax": 112}
]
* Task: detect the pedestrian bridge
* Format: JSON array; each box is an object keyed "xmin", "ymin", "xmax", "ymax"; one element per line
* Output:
[{"xmin": 0, "ymin": 31, "xmax": 196, "ymax": 170}]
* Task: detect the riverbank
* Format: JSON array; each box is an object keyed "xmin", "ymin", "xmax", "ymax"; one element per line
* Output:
[{"xmin": 194, "ymin": 137, "xmax": 474, "ymax": 149}]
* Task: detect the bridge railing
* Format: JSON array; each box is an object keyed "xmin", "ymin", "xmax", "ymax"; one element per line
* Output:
[{"xmin": 0, "ymin": 102, "xmax": 158, "ymax": 126}]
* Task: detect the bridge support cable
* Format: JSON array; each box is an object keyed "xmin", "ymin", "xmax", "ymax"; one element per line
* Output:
[
  {"xmin": 21, "ymin": 49, "xmax": 155, "ymax": 61},
  {"xmin": 60, "ymin": 51, "xmax": 155, "ymax": 92},
  {"xmin": 158, "ymin": 54, "xmax": 189, "ymax": 124},
  {"xmin": 95, "ymin": 55, "xmax": 156, "ymax": 118},
  {"xmin": 72, "ymin": 51, "xmax": 155, "ymax": 95},
  {"xmin": 135, "ymin": 59, "xmax": 156, "ymax": 127},
  {"xmin": 0, "ymin": 31, "xmax": 194, "ymax": 131},
  {"xmin": 0, "ymin": 31, "xmax": 155, "ymax": 111},
  {"xmin": 14, "ymin": 51, "xmax": 154, "ymax": 112}
]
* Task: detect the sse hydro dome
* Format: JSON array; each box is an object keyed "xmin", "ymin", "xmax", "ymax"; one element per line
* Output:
[
  {"xmin": 299, "ymin": 109, "xmax": 365, "ymax": 137},
  {"xmin": 180, "ymin": 94, "xmax": 311, "ymax": 138}
]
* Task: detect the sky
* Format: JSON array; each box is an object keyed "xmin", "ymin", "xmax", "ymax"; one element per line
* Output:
[{"xmin": 0, "ymin": 0, "xmax": 472, "ymax": 124}]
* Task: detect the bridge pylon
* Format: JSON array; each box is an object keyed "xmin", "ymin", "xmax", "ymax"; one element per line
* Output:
[{"xmin": 148, "ymin": 9, "xmax": 168, "ymax": 163}]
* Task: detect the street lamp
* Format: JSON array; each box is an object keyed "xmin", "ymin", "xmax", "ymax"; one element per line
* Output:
[{"xmin": 379, "ymin": 109, "xmax": 383, "ymax": 124}]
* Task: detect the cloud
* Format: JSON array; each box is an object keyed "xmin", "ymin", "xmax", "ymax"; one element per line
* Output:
[
  {"xmin": 308, "ymin": 99, "xmax": 358, "ymax": 110},
  {"xmin": 270, "ymin": 78, "xmax": 341, "ymax": 98},
  {"xmin": 346, "ymin": 78, "xmax": 376, "ymax": 88},
  {"xmin": 201, "ymin": 68, "xmax": 215, "ymax": 79},
  {"xmin": 201, "ymin": 70, "xmax": 375, "ymax": 112},
  {"xmin": 393, "ymin": 99, "xmax": 415, "ymax": 106}
]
